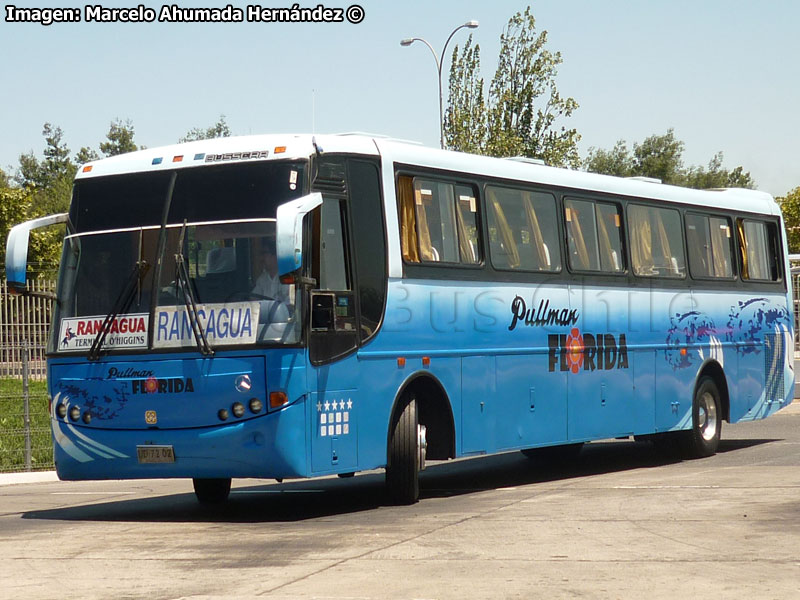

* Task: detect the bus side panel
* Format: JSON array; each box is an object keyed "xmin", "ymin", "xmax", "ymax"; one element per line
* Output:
[
  {"xmin": 567, "ymin": 285, "xmax": 638, "ymax": 440},
  {"xmin": 495, "ymin": 354, "xmax": 567, "ymax": 451},
  {"xmin": 651, "ymin": 290, "xmax": 697, "ymax": 432},
  {"xmin": 461, "ymin": 355, "xmax": 496, "ymax": 454}
]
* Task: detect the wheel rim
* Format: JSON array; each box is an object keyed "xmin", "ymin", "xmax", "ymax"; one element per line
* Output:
[
  {"xmin": 698, "ymin": 391, "xmax": 718, "ymax": 442},
  {"xmin": 418, "ymin": 424, "xmax": 427, "ymax": 471}
]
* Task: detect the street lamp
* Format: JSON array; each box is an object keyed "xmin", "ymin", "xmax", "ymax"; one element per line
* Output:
[{"xmin": 400, "ymin": 20, "xmax": 479, "ymax": 149}]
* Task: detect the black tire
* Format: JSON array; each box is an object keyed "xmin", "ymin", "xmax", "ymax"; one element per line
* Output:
[
  {"xmin": 521, "ymin": 442, "xmax": 583, "ymax": 464},
  {"xmin": 192, "ymin": 478, "xmax": 232, "ymax": 504},
  {"xmin": 386, "ymin": 396, "xmax": 423, "ymax": 505},
  {"xmin": 679, "ymin": 376, "xmax": 722, "ymax": 458}
]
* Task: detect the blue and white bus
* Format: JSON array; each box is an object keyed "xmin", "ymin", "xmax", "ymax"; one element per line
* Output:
[{"xmin": 6, "ymin": 134, "xmax": 793, "ymax": 504}]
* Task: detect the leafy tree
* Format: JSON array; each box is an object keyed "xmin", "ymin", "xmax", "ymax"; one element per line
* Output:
[
  {"xmin": 444, "ymin": 36, "xmax": 487, "ymax": 154},
  {"xmin": 0, "ymin": 187, "xmax": 32, "ymax": 268},
  {"xmin": 100, "ymin": 118, "xmax": 139, "ymax": 156},
  {"xmin": 445, "ymin": 7, "xmax": 580, "ymax": 167},
  {"xmin": 76, "ymin": 146, "xmax": 100, "ymax": 165},
  {"xmin": 778, "ymin": 187, "xmax": 800, "ymax": 254},
  {"xmin": 0, "ymin": 167, "xmax": 9, "ymax": 189},
  {"xmin": 585, "ymin": 129, "xmax": 755, "ymax": 190},
  {"xmin": 16, "ymin": 123, "xmax": 76, "ymax": 190},
  {"xmin": 179, "ymin": 115, "xmax": 232, "ymax": 143},
  {"xmin": 8, "ymin": 123, "xmax": 76, "ymax": 276}
]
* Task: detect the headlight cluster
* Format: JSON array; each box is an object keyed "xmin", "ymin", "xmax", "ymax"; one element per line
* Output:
[{"xmin": 217, "ymin": 398, "xmax": 263, "ymax": 421}]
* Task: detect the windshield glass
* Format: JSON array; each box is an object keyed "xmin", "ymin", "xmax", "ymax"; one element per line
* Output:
[
  {"xmin": 49, "ymin": 160, "xmax": 307, "ymax": 354},
  {"xmin": 155, "ymin": 220, "xmax": 299, "ymax": 349}
]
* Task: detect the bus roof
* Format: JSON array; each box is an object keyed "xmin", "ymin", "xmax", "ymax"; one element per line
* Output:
[{"xmin": 76, "ymin": 133, "xmax": 778, "ymax": 217}]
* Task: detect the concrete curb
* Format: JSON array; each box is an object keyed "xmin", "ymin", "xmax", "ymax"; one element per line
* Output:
[{"xmin": 0, "ymin": 471, "xmax": 59, "ymax": 487}]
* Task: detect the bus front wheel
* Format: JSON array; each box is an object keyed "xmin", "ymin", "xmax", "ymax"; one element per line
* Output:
[
  {"xmin": 680, "ymin": 376, "xmax": 722, "ymax": 458},
  {"xmin": 193, "ymin": 478, "xmax": 232, "ymax": 504},
  {"xmin": 386, "ymin": 396, "xmax": 426, "ymax": 505}
]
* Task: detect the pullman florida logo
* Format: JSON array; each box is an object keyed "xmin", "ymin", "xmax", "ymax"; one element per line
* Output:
[{"xmin": 549, "ymin": 328, "xmax": 629, "ymax": 374}]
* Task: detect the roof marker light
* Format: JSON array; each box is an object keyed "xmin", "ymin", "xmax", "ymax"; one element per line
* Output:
[
  {"xmin": 82, "ymin": 165, "xmax": 93, "ymax": 173},
  {"xmin": 173, "ymin": 155, "xmax": 183, "ymax": 163},
  {"xmin": 274, "ymin": 146, "xmax": 287, "ymax": 154},
  {"xmin": 193, "ymin": 153, "xmax": 205, "ymax": 160},
  {"xmin": 152, "ymin": 157, "xmax": 163, "ymax": 165}
]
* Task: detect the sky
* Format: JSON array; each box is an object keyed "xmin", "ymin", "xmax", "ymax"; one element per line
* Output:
[{"xmin": 1, "ymin": 0, "xmax": 798, "ymax": 197}]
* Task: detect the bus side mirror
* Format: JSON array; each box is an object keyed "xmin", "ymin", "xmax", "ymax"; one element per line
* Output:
[
  {"xmin": 276, "ymin": 192, "xmax": 323, "ymax": 277},
  {"xmin": 5, "ymin": 213, "xmax": 69, "ymax": 293}
]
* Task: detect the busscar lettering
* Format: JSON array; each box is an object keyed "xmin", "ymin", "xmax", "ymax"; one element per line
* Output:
[
  {"xmin": 508, "ymin": 296, "xmax": 579, "ymax": 331},
  {"xmin": 5, "ymin": 5, "xmax": 81, "ymax": 25}
]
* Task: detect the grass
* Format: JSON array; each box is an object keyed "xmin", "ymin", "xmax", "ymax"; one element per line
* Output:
[{"xmin": 0, "ymin": 378, "xmax": 53, "ymax": 472}]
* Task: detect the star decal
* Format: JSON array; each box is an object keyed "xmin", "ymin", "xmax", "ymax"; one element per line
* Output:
[
  {"xmin": 324, "ymin": 401, "xmax": 330, "ymax": 411},
  {"xmin": 316, "ymin": 401, "xmax": 322, "ymax": 412},
  {"xmin": 347, "ymin": 399, "xmax": 353, "ymax": 410}
]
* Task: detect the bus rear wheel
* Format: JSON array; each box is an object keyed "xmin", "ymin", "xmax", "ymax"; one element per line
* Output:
[
  {"xmin": 193, "ymin": 478, "xmax": 232, "ymax": 504},
  {"xmin": 386, "ymin": 396, "xmax": 426, "ymax": 505},
  {"xmin": 679, "ymin": 376, "xmax": 722, "ymax": 458}
]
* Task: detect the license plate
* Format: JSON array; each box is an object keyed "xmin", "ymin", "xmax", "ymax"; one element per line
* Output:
[{"xmin": 136, "ymin": 445, "xmax": 175, "ymax": 464}]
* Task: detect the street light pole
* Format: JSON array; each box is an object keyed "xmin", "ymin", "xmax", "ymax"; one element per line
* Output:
[{"xmin": 401, "ymin": 20, "xmax": 479, "ymax": 150}]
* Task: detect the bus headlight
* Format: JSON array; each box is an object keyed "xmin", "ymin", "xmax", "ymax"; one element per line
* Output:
[
  {"xmin": 218, "ymin": 408, "xmax": 229, "ymax": 421},
  {"xmin": 69, "ymin": 406, "xmax": 81, "ymax": 421},
  {"xmin": 56, "ymin": 404, "xmax": 67, "ymax": 419},
  {"xmin": 232, "ymin": 402, "xmax": 245, "ymax": 418},
  {"xmin": 82, "ymin": 412, "xmax": 92, "ymax": 424},
  {"xmin": 249, "ymin": 398, "xmax": 263, "ymax": 414}
]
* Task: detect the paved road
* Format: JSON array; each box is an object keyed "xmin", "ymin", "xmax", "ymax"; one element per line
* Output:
[{"xmin": 2, "ymin": 408, "xmax": 800, "ymax": 600}]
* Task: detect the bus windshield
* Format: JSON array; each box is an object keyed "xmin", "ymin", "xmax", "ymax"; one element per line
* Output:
[{"xmin": 50, "ymin": 160, "xmax": 307, "ymax": 354}]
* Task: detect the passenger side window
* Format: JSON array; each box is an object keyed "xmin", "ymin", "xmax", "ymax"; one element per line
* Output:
[
  {"xmin": 564, "ymin": 198, "xmax": 624, "ymax": 273},
  {"xmin": 398, "ymin": 175, "xmax": 481, "ymax": 265},
  {"xmin": 738, "ymin": 219, "xmax": 780, "ymax": 281},
  {"xmin": 485, "ymin": 185, "xmax": 560, "ymax": 272},
  {"xmin": 628, "ymin": 204, "xmax": 686, "ymax": 278},
  {"xmin": 685, "ymin": 214, "xmax": 734, "ymax": 279}
]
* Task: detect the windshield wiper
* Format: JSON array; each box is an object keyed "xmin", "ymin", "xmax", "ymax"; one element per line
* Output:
[
  {"xmin": 174, "ymin": 221, "xmax": 214, "ymax": 356},
  {"xmin": 87, "ymin": 259, "xmax": 150, "ymax": 361}
]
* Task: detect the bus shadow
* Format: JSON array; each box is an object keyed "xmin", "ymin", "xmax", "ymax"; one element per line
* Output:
[{"xmin": 22, "ymin": 437, "xmax": 777, "ymax": 524}]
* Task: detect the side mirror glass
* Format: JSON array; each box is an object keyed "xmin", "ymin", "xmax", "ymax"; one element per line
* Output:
[
  {"xmin": 276, "ymin": 192, "xmax": 323, "ymax": 276},
  {"xmin": 5, "ymin": 213, "xmax": 69, "ymax": 292}
]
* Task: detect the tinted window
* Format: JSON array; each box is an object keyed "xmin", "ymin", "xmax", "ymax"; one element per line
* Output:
[
  {"xmin": 685, "ymin": 214, "xmax": 734, "ymax": 279},
  {"xmin": 348, "ymin": 160, "xmax": 386, "ymax": 341},
  {"xmin": 485, "ymin": 186, "xmax": 560, "ymax": 272},
  {"xmin": 565, "ymin": 198, "xmax": 624, "ymax": 273},
  {"xmin": 738, "ymin": 219, "xmax": 780, "ymax": 281},
  {"xmin": 628, "ymin": 204, "xmax": 685, "ymax": 278},
  {"xmin": 168, "ymin": 161, "xmax": 305, "ymax": 224},
  {"xmin": 398, "ymin": 176, "xmax": 480, "ymax": 265},
  {"xmin": 70, "ymin": 172, "xmax": 171, "ymax": 233}
]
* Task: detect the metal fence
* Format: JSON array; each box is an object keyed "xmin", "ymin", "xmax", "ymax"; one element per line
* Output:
[
  {"xmin": 1, "ymin": 278, "xmax": 55, "ymax": 380},
  {"xmin": 0, "ymin": 278, "xmax": 56, "ymax": 472}
]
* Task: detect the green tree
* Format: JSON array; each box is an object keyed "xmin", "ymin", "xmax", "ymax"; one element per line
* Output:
[
  {"xmin": 778, "ymin": 187, "xmax": 800, "ymax": 254},
  {"xmin": 444, "ymin": 36, "xmax": 487, "ymax": 154},
  {"xmin": 8, "ymin": 123, "xmax": 75, "ymax": 276},
  {"xmin": 100, "ymin": 118, "xmax": 139, "ymax": 157},
  {"xmin": 585, "ymin": 129, "xmax": 755, "ymax": 190},
  {"xmin": 179, "ymin": 115, "xmax": 232, "ymax": 143},
  {"xmin": 0, "ymin": 187, "xmax": 32, "ymax": 268},
  {"xmin": 76, "ymin": 146, "xmax": 100, "ymax": 165},
  {"xmin": 445, "ymin": 7, "xmax": 580, "ymax": 167}
]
